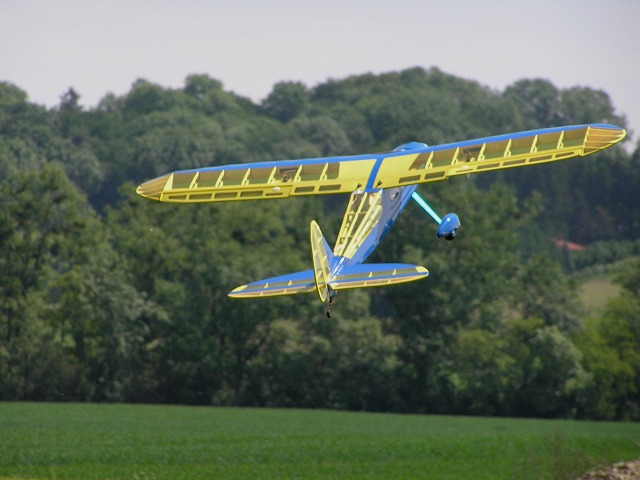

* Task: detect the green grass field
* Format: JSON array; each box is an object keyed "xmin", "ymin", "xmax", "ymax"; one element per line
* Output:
[
  {"xmin": 579, "ymin": 275, "xmax": 621, "ymax": 314},
  {"xmin": 1, "ymin": 403, "xmax": 638, "ymax": 480}
]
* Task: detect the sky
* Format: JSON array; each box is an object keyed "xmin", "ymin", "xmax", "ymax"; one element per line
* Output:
[{"xmin": 2, "ymin": 0, "xmax": 639, "ymax": 144}]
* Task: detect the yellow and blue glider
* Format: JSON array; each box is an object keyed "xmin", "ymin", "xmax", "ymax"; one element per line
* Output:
[{"xmin": 137, "ymin": 124, "xmax": 625, "ymax": 316}]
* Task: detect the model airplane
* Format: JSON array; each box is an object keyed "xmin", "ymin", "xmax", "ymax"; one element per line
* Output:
[{"xmin": 137, "ymin": 123, "xmax": 625, "ymax": 316}]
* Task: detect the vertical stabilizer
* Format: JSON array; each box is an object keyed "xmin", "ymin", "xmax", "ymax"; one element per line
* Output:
[{"xmin": 310, "ymin": 221, "xmax": 333, "ymax": 303}]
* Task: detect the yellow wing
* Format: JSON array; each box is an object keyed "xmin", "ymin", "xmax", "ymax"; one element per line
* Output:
[
  {"xmin": 137, "ymin": 124, "xmax": 625, "ymax": 203},
  {"xmin": 371, "ymin": 124, "xmax": 626, "ymax": 188},
  {"xmin": 136, "ymin": 157, "xmax": 377, "ymax": 203}
]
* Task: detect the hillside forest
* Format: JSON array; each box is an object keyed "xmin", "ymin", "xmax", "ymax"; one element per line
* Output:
[{"xmin": 1, "ymin": 67, "xmax": 639, "ymax": 420}]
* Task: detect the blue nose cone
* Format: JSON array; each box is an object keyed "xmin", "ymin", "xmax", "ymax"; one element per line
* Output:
[{"xmin": 437, "ymin": 213, "xmax": 460, "ymax": 240}]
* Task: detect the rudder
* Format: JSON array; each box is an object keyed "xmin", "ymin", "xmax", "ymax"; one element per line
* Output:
[{"xmin": 310, "ymin": 221, "xmax": 333, "ymax": 303}]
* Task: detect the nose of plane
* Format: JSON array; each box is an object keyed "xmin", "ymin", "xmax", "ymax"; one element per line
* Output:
[{"xmin": 136, "ymin": 173, "xmax": 171, "ymax": 201}]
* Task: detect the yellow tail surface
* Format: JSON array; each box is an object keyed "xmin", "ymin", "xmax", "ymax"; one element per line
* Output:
[{"xmin": 310, "ymin": 221, "xmax": 333, "ymax": 303}]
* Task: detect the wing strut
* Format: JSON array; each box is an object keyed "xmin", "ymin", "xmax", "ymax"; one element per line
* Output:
[
  {"xmin": 411, "ymin": 191, "xmax": 442, "ymax": 224},
  {"xmin": 411, "ymin": 191, "xmax": 461, "ymax": 240}
]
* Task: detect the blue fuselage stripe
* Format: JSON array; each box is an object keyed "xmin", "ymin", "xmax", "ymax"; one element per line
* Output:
[{"xmin": 365, "ymin": 156, "xmax": 384, "ymax": 190}]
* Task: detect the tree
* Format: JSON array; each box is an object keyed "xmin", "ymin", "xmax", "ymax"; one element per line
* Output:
[
  {"xmin": 0, "ymin": 68, "xmax": 636, "ymax": 416},
  {"xmin": 379, "ymin": 181, "xmax": 528, "ymax": 412},
  {"xmin": 447, "ymin": 328, "xmax": 516, "ymax": 415},
  {"xmin": 575, "ymin": 258, "xmax": 640, "ymax": 419},
  {"xmin": 0, "ymin": 164, "xmax": 97, "ymax": 399},
  {"xmin": 513, "ymin": 255, "xmax": 583, "ymax": 334},
  {"xmin": 560, "ymin": 86, "xmax": 626, "ymax": 126},
  {"xmin": 177, "ymin": 200, "xmax": 311, "ymax": 406},
  {"xmin": 290, "ymin": 115, "xmax": 351, "ymax": 155},
  {"xmin": 503, "ymin": 79, "xmax": 563, "ymax": 129},
  {"xmin": 48, "ymin": 239, "xmax": 165, "ymax": 402},
  {"xmin": 262, "ymin": 81, "xmax": 310, "ymax": 122},
  {"xmin": 517, "ymin": 325, "xmax": 590, "ymax": 418}
]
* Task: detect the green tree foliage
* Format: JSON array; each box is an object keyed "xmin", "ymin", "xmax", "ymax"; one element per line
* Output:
[
  {"xmin": 48, "ymin": 244, "xmax": 163, "ymax": 402},
  {"xmin": 0, "ymin": 164, "xmax": 98, "ymax": 399},
  {"xmin": 248, "ymin": 315, "xmax": 400, "ymax": 411},
  {"xmin": 262, "ymin": 81, "xmax": 310, "ymax": 122},
  {"xmin": 0, "ymin": 69, "xmax": 637, "ymax": 418},
  {"xmin": 513, "ymin": 255, "xmax": 583, "ymax": 334},
  {"xmin": 577, "ymin": 259, "xmax": 640, "ymax": 419},
  {"xmin": 490, "ymin": 79, "xmax": 632, "ymax": 243},
  {"xmin": 447, "ymin": 319, "xmax": 591, "ymax": 419}
]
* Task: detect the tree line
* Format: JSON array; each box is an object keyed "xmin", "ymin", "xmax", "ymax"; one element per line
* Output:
[{"xmin": 1, "ymin": 67, "xmax": 639, "ymax": 419}]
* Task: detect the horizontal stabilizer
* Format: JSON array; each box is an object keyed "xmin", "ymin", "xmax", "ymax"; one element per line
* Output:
[
  {"xmin": 229, "ymin": 270, "xmax": 315, "ymax": 298},
  {"xmin": 330, "ymin": 263, "xmax": 428, "ymax": 290}
]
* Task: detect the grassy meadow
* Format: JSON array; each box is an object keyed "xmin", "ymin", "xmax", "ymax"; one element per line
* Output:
[
  {"xmin": 0, "ymin": 403, "xmax": 638, "ymax": 479},
  {"xmin": 579, "ymin": 275, "xmax": 621, "ymax": 314}
]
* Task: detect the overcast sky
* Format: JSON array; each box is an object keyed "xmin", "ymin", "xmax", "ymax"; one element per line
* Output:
[{"xmin": 2, "ymin": 0, "xmax": 639, "ymax": 143}]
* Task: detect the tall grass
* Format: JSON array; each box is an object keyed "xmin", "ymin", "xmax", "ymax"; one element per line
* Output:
[{"xmin": 1, "ymin": 403, "xmax": 638, "ymax": 479}]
